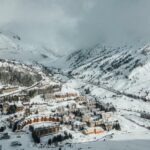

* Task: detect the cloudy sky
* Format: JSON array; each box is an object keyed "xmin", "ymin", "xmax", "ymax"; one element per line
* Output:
[{"xmin": 0, "ymin": 0, "xmax": 150, "ymax": 54}]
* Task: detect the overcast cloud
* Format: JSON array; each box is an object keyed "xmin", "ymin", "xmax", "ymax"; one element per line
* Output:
[{"xmin": 0, "ymin": 0, "xmax": 150, "ymax": 54}]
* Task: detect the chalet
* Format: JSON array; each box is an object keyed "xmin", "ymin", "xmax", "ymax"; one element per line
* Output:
[
  {"xmin": 2, "ymin": 102, "xmax": 10, "ymax": 114},
  {"xmin": 105, "ymin": 122, "xmax": 113, "ymax": 131},
  {"xmin": 63, "ymin": 113, "xmax": 75, "ymax": 123},
  {"xmin": 72, "ymin": 121, "xmax": 86, "ymax": 130},
  {"xmin": 15, "ymin": 101, "xmax": 24, "ymax": 112},
  {"xmin": 83, "ymin": 127, "xmax": 104, "ymax": 135},
  {"xmin": 88, "ymin": 115, "xmax": 103, "ymax": 127},
  {"xmin": 101, "ymin": 112, "xmax": 113, "ymax": 121}
]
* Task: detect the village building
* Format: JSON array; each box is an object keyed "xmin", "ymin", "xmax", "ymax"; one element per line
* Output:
[
  {"xmin": 54, "ymin": 85, "xmax": 79, "ymax": 100},
  {"xmin": 105, "ymin": 122, "xmax": 114, "ymax": 131},
  {"xmin": 71, "ymin": 121, "xmax": 86, "ymax": 131},
  {"xmin": 82, "ymin": 114, "xmax": 92, "ymax": 123},
  {"xmin": 74, "ymin": 96, "xmax": 86, "ymax": 102},
  {"xmin": 15, "ymin": 101, "xmax": 24, "ymax": 112},
  {"xmin": 54, "ymin": 93, "xmax": 78, "ymax": 99},
  {"xmin": 88, "ymin": 115, "xmax": 104, "ymax": 127},
  {"xmin": 1, "ymin": 86, "xmax": 18, "ymax": 94},
  {"xmin": 63, "ymin": 113, "xmax": 75, "ymax": 123},
  {"xmin": 30, "ymin": 122, "xmax": 60, "ymax": 137},
  {"xmin": 87, "ymin": 101, "xmax": 97, "ymax": 109},
  {"xmin": 1, "ymin": 101, "xmax": 24, "ymax": 114},
  {"xmin": 82, "ymin": 127, "xmax": 104, "ymax": 135},
  {"xmin": 29, "ymin": 104, "xmax": 48, "ymax": 114},
  {"xmin": 56, "ymin": 106, "xmax": 65, "ymax": 113},
  {"xmin": 2, "ymin": 102, "xmax": 11, "ymax": 114},
  {"xmin": 23, "ymin": 102, "xmax": 30, "ymax": 107},
  {"xmin": 16, "ymin": 114, "xmax": 62, "ymax": 130},
  {"xmin": 101, "ymin": 112, "xmax": 113, "ymax": 121},
  {"xmin": 24, "ymin": 108, "xmax": 30, "ymax": 117}
]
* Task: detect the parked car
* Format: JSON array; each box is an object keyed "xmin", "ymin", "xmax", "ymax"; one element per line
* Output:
[
  {"xmin": 11, "ymin": 141, "xmax": 22, "ymax": 146},
  {"xmin": 17, "ymin": 135, "xmax": 21, "ymax": 138}
]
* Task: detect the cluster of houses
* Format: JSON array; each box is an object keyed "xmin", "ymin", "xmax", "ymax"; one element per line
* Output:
[
  {"xmin": 1, "ymin": 101, "xmax": 24, "ymax": 114},
  {"xmin": 6, "ymin": 96, "xmax": 120, "ymax": 138},
  {"xmin": 0, "ymin": 81, "xmax": 120, "ymax": 141}
]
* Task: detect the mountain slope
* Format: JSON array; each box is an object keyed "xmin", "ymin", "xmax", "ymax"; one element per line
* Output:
[
  {"xmin": 67, "ymin": 42, "xmax": 150, "ymax": 99},
  {"xmin": 0, "ymin": 31, "xmax": 62, "ymax": 67},
  {"xmin": 1, "ymin": 30, "xmax": 150, "ymax": 99}
]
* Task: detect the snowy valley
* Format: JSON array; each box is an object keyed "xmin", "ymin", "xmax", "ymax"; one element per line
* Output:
[{"xmin": 0, "ymin": 32, "xmax": 150, "ymax": 150}]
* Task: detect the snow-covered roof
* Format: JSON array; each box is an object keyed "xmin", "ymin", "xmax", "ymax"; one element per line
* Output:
[{"xmin": 32, "ymin": 122, "xmax": 59, "ymax": 129}]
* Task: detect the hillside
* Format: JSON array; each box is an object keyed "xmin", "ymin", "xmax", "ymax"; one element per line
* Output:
[
  {"xmin": 67, "ymin": 42, "xmax": 150, "ymax": 99},
  {"xmin": 1, "ymin": 32, "xmax": 150, "ymax": 150},
  {"xmin": 0, "ymin": 31, "xmax": 62, "ymax": 67}
]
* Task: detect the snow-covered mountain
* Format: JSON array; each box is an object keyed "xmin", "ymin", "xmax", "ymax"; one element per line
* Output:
[
  {"xmin": 0, "ymin": 31, "xmax": 62, "ymax": 66},
  {"xmin": 67, "ymin": 41, "xmax": 150, "ymax": 99},
  {"xmin": 1, "ymin": 30, "xmax": 150, "ymax": 100},
  {"xmin": 2, "ymin": 29, "xmax": 150, "ymax": 98}
]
